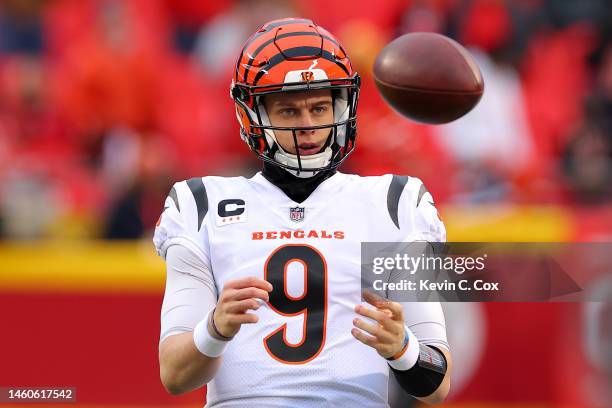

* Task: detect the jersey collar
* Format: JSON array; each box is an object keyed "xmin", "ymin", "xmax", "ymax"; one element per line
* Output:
[{"xmin": 249, "ymin": 170, "xmax": 345, "ymax": 210}]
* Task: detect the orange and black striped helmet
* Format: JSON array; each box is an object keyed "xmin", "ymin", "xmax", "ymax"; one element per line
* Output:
[{"xmin": 230, "ymin": 18, "xmax": 360, "ymax": 176}]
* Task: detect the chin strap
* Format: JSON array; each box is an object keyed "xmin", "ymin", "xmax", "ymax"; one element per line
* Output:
[{"xmin": 273, "ymin": 146, "xmax": 333, "ymax": 178}]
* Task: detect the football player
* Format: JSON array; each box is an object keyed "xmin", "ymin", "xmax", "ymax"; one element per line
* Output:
[{"xmin": 155, "ymin": 18, "xmax": 451, "ymax": 407}]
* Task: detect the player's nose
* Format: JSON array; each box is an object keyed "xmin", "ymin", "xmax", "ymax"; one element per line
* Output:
[{"xmin": 296, "ymin": 110, "xmax": 316, "ymax": 135}]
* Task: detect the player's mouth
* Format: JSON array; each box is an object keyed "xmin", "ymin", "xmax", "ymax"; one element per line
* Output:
[{"xmin": 297, "ymin": 143, "xmax": 322, "ymax": 155}]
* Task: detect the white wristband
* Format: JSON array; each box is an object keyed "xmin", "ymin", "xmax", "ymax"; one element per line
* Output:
[
  {"xmin": 387, "ymin": 326, "xmax": 420, "ymax": 371},
  {"xmin": 192, "ymin": 310, "xmax": 230, "ymax": 358}
]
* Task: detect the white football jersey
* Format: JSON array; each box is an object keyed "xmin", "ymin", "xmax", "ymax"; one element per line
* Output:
[{"xmin": 154, "ymin": 172, "xmax": 449, "ymax": 408}]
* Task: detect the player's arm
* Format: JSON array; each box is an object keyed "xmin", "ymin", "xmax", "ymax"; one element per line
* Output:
[
  {"xmin": 158, "ymin": 245, "xmax": 272, "ymax": 395},
  {"xmin": 160, "ymin": 332, "xmax": 220, "ymax": 395},
  {"xmin": 158, "ymin": 244, "xmax": 218, "ymax": 394},
  {"xmin": 352, "ymin": 292, "xmax": 451, "ymax": 405},
  {"xmin": 389, "ymin": 177, "xmax": 450, "ymax": 404}
]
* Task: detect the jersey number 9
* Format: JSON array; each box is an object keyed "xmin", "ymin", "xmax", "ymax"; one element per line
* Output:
[{"xmin": 263, "ymin": 244, "xmax": 327, "ymax": 364}]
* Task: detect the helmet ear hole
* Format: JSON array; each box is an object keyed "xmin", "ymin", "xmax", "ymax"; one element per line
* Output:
[
  {"xmin": 259, "ymin": 95, "xmax": 271, "ymax": 117},
  {"xmin": 254, "ymin": 98, "xmax": 279, "ymax": 152},
  {"xmin": 230, "ymin": 86, "xmax": 241, "ymax": 100}
]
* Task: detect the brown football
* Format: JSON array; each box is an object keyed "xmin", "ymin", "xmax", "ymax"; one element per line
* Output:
[{"xmin": 373, "ymin": 32, "xmax": 484, "ymax": 124}]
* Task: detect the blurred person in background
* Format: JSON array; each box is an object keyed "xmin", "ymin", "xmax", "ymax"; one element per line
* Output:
[
  {"xmin": 192, "ymin": 0, "xmax": 297, "ymax": 78},
  {"xmin": 562, "ymin": 21, "xmax": 612, "ymax": 204},
  {"xmin": 335, "ymin": 10, "xmax": 456, "ymax": 202},
  {"xmin": 0, "ymin": 1, "xmax": 67, "ymax": 239},
  {"xmin": 562, "ymin": 122, "xmax": 611, "ymax": 203},
  {"xmin": 431, "ymin": 0, "xmax": 535, "ymax": 203},
  {"xmin": 0, "ymin": 0, "xmax": 43, "ymax": 55},
  {"xmin": 103, "ymin": 129, "xmax": 177, "ymax": 239}
]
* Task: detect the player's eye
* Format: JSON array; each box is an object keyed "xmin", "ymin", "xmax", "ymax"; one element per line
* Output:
[
  {"xmin": 278, "ymin": 108, "xmax": 296, "ymax": 118},
  {"xmin": 312, "ymin": 106, "xmax": 328, "ymax": 115}
]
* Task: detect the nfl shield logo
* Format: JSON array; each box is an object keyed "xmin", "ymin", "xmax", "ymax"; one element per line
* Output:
[{"xmin": 289, "ymin": 206, "xmax": 305, "ymax": 222}]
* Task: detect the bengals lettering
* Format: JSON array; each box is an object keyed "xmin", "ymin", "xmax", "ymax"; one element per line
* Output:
[{"xmin": 252, "ymin": 230, "xmax": 345, "ymax": 240}]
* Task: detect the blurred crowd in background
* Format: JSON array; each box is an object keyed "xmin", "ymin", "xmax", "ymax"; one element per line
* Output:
[{"xmin": 0, "ymin": 0, "xmax": 611, "ymax": 240}]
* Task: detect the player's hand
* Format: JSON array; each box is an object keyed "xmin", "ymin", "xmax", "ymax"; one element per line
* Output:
[
  {"xmin": 352, "ymin": 290, "xmax": 405, "ymax": 359},
  {"xmin": 213, "ymin": 277, "xmax": 273, "ymax": 338}
]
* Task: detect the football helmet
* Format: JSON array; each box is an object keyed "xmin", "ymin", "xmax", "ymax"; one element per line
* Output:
[{"xmin": 230, "ymin": 18, "xmax": 360, "ymax": 177}]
